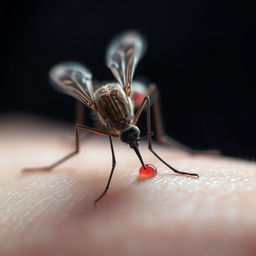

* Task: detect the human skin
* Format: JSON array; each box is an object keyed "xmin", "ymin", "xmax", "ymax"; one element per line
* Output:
[{"xmin": 0, "ymin": 116, "xmax": 256, "ymax": 256}]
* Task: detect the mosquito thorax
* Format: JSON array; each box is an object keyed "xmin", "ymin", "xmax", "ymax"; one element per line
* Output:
[{"xmin": 120, "ymin": 125, "xmax": 140, "ymax": 147}]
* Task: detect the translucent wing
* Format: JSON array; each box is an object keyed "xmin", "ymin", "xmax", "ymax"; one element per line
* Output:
[
  {"xmin": 49, "ymin": 62, "xmax": 97, "ymax": 111},
  {"xmin": 106, "ymin": 31, "xmax": 146, "ymax": 96}
]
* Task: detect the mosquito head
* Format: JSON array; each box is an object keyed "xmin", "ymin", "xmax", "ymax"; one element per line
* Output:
[
  {"xmin": 120, "ymin": 125, "xmax": 146, "ymax": 169},
  {"xmin": 120, "ymin": 125, "xmax": 140, "ymax": 147}
]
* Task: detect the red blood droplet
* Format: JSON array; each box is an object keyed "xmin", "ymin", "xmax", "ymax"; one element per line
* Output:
[{"xmin": 139, "ymin": 164, "xmax": 157, "ymax": 178}]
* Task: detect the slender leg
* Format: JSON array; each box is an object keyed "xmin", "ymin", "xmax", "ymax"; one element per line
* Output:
[
  {"xmin": 136, "ymin": 84, "xmax": 219, "ymax": 155},
  {"xmin": 76, "ymin": 100, "xmax": 85, "ymax": 124},
  {"xmin": 146, "ymin": 84, "xmax": 198, "ymax": 153},
  {"xmin": 133, "ymin": 84, "xmax": 169, "ymax": 135},
  {"xmin": 75, "ymin": 100, "xmax": 104, "ymax": 142},
  {"xmin": 135, "ymin": 96, "xmax": 199, "ymax": 178},
  {"xmin": 94, "ymin": 120, "xmax": 117, "ymax": 205},
  {"xmin": 73, "ymin": 101, "xmax": 94, "ymax": 143},
  {"xmin": 23, "ymin": 124, "xmax": 113, "ymax": 172}
]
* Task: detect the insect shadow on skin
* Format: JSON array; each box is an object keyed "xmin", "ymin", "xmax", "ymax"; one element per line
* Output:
[{"xmin": 22, "ymin": 31, "xmax": 219, "ymax": 206}]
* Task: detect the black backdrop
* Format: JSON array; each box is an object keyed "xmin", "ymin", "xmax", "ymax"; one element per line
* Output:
[{"xmin": 1, "ymin": 0, "xmax": 256, "ymax": 158}]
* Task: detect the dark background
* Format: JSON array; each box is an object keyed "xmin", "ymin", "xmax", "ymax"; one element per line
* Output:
[{"xmin": 1, "ymin": 0, "xmax": 255, "ymax": 158}]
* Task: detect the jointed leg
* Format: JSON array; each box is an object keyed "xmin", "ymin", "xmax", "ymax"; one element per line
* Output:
[
  {"xmin": 76, "ymin": 101, "xmax": 85, "ymax": 124},
  {"xmin": 143, "ymin": 84, "xmax": 219, "ymax": 155},
  {"xmin": 94, "ymin": 120, "xmax": 117, "ymax": 205},
  {"xmin": 75, "ymin": 100, "xmax": 104, "ymax": 142},
  {"xmin": 133, "ymin": 84, "xmax": 176, "ymax": 142},
  {"xmin": 133, "ymin": 84, "xmax": 176, "ymax": 143},
  {"xmin": 23, "ymin": 124, "xmax": 111, "ymax": 172},
  {"xmin": 134, "ymin": 96, "xmax": 199, "ymax": 178}
]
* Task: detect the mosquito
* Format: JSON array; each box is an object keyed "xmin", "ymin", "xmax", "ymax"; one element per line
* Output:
[{"xmin": 23, "ymin": 31, "xmax": 199, "ymax": 205}]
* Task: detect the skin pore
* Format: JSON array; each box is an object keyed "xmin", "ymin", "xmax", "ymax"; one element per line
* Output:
[{"xmin": 0, "ymin": 116, "xmax": 256, "ymax": 256}]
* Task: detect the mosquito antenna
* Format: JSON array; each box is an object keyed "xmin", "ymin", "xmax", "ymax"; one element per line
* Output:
[{"xmin": 132, "ymin": 144, "xmax": 146, "ymax": 169}]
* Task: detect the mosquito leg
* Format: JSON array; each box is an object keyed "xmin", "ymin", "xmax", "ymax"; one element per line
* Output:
[
  {"xmin": 22, "ymin": 124, "xmax": 113, "ymax": 172},
  {"xmin": 75, "ymin": 100, "xmax": 103, "ymax": 142},
  {"xmin": 76, "ymin": 100, "xmax": 85, "ymax": 124},
  {"xmin": 94, "ymin": 120, "xmax": 117, "ymax": 206},
  {"xmin": 147, "ymin": 84, "xmax": 198, "ymax": 153},
  {"xmin": 73, "ymin": 100, "xmax": 94, "ymax": 143},
  {"xmin": 135, "ymin": 96, "xmax": 199, "ymax": 178},
  {"xmin": 144, "ymin": 84, "xmax": 220, "ymax": 155}
]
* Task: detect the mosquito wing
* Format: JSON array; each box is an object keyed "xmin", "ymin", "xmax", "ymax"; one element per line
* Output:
[
  {"xmin": 106, "ymin": 31, "xmax": 146, "ymax": 97},
  {"xmin": 49, "ymin": 62, "xmax": 97, "ymax": 111}
]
